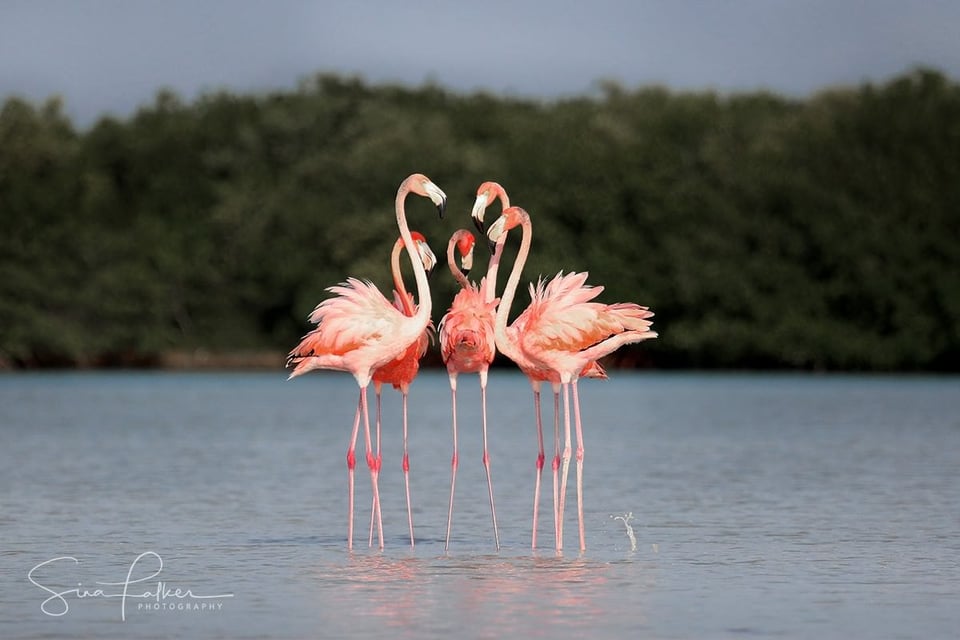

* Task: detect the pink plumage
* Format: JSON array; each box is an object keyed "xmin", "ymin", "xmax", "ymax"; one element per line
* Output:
[
  {"xmin": 437, "ymin": 226, "xmax": 502, "ymax": 550},
  {"xmin": 486, "ymin": 205, "xmax": 657, "ymax": 552},
  {"xmin": 372, "ymin": 232, "xmax": 435, "ymax": 394},
  {"xmin": 285, "ymin": 173, "xmax": 446, "ymax": 551},
  {"xmin": 439, "ymin": 281, "xmax": 498, "ymax": 374},
  {"xmin": 287, "ymin": 277, "xmax": 414, "ymax": 385},
  {"xmin": 519, "ymin": 271, "xmax": 655, "ymax": 364},
  {"xmin": 365, "ymin": 232, "xmax": 436, "ymax": 547}
]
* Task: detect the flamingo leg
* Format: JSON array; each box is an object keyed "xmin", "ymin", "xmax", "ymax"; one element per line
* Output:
[
  {"xmin": 444, "ymin": 374, "xmax": 459, "ymax": 551},
  {"xmin": 572, "ymin": 379, "xmax": 586, "ymax": 551},
  {"xmin": 402, "ymin": 390, "xmax": 415, "ymax": 547},
  {"xmin": 369, "ymin": 384, "xmax": 383, "ymax": 547},
  {"xmin": 531, "ymin": 386, "xmax": 545, "ymax": 549},
  {"xmin": 558, "ymin": 382, "xmax": 573, "ymax": 552},
  {"xmin": 479, "ymin": 370, "xmax": 500, "ymax": 550},
  {"xmin": 361, "ymin": 387, "xmax": 383, "ymax": 549},
  {"xmin": 551, "ymin": 384, "xmax": 561, "ymax": 548},
  {"xmin": 346, "ymin": 393, "xmax": 362, "ymax": 550}
]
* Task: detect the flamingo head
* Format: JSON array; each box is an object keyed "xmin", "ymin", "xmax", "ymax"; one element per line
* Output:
[
  {"xmin": 471, "ymin": 181, "xmax": 508, "ymax": 237},
  {"xmin": 411, "ymin": 231, "xmax": 437, "ymax": 278},
  {"xmin": 404, "ymin": 173, "xmax": 447, "ymax": 218},
  {"xmin": 486, "ymin": 206, "xmax": 528, "ymax": 251},
  {"xmin": 455, "ymin": 230, "xmax": 475, "ymax": 277}
]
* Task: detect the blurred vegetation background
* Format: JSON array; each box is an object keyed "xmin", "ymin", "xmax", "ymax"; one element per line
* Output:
[{"xmin": 1, "ymin": 68, "xmax": 957, "ymax": 371}]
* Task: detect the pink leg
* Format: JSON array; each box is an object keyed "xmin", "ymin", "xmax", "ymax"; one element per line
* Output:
[
  {"xmin": 444, "ymin": 375, "xmax": 459, "ymax": 551},
  {"xmin": 369, "ymin": 384, "xmax": 383, "ymax": 547},
  {"xmin": 551, "ymin": 384, "xmax": 561, "ymax": 547},
  {"xmin": 361, "ymin": 387, "xmax": 383, "ymax": 549},
  {"xmin": 531, "ymin": 385, "xmax": 545, "ymax": 549},
  {"xmin": 558, "ymin": 382, "xmax": 573, "ymax": 552},
  {"xmin": 346, "ymin": 394, "xmax": 362, "ymax": 550},
  {"xmin": 479, "ymin": 370, "xmax": 500, "ymax": 550},
  {"xmin": 572, "ymin": 379, "xmax": 586, "ymax": 551},
  {"xmin": 401, "ymin": 391, "xmax": 415, "ymax": 547}
]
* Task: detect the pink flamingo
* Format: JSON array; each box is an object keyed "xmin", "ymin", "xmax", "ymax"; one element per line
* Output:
[
  {"xmin": 287, "ymin": 173, "xmax": 446, "ymax": 550},
  {"xmin": 486, "ymin": 206, "xmax": 657, "ymax": 552},
  {"xmin": 368, "ymin": 231, "xmax": 437, "ymax": 548},
  {"xmin": 438, "ymin": 228, "xmax": 501, "ymax": 550},
  {"xmin": 472, "ymin": 188, "xmax": 605, "ymax": 550}
]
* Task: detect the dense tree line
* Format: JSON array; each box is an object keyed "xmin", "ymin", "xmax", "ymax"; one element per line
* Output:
[{"xmin": 1, "ymin": 68, "xmax": 958, "ymax": 370}]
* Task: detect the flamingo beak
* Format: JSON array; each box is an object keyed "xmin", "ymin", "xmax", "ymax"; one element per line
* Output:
[
  {"xmin": 418, "ymin": 240, "xmax": 438, "ymax": 279},
  {"xmin": 460, "ymin": 245, "xmax": 474, "ymax": 277},
  {"xmin": 422, "ymin": 244, "xmax": 437, "ymax": 278},
  {"xmin": 471, "ymin": 193, "xmax": 489, "ymax": 235},
  {"xmin": 486, "ymin": 215, "xmax": 506, "ymax": 253},
  {"xmin": 424, "ymin": 180, "xmax": 447, "ymax": 218}
]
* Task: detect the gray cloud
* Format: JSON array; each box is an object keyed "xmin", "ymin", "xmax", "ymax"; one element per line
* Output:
[{"xmin": 2, "ymin": 0, "xmax": 958, "ymax": 126}]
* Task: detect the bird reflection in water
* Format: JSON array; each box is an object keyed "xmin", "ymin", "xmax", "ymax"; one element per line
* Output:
[{"xmin": 312, "ymin": 551, "xmax": 655, "ymax": 638}]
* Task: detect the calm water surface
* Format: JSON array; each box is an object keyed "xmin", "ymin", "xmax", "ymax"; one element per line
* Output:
[{"xmin": 1, "ymin": 371, "xmax": 958, "ymax": 639}]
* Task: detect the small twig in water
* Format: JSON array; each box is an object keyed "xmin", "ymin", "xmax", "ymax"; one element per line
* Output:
[{"xmin": 610, "ymin": 512, "xmax": 638, "ymax": 551}]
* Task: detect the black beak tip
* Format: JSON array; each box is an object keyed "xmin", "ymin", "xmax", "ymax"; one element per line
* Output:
[
  {"xmin": 487, "ymin": 239, "xmax": 497, "ymax": 254},
  {"xmin": 437, "ymin": 200, "xmax": 447, "ymax": 219},
  {"xmin": 473, "ymin": 216, "xmax": 485, "ymax": 235},
  {"xmin": 462, "ymin": 267, "xmax": 471, "ymax": 279}
]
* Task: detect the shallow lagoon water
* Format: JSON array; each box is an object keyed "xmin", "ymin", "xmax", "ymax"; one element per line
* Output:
[{"xmin": 1, "ymin": 371, "xmax": 958, "ymax": 639}]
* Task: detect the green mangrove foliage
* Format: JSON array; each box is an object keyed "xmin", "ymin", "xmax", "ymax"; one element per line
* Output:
[{"xmin": 1, "ymin": 69, "xmax": 957, "ymax": 370}]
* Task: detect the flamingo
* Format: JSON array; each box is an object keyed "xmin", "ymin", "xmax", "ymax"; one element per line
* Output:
[
  {"xmin": 368, "ymin": 231, "xmax": 437, "ymax": 548},
  {"xmin": 438, "ymin": 229, "xmax": 501, "ymax": 550},
  {"xmin": 471, "ymin": 188, "xmax": 606, "ymax": 550},
  {"xmin": 286, "ymin": 173, "xmax": 446, "ymax": 550},
  {"xmin": 486, "ymin": 206, "xmax": 657, "ymax": 552}
]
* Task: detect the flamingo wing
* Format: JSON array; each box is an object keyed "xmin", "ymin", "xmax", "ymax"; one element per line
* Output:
[
  {"xmin": 287, "ymin": 277, "xmax": 413, "ymax": 379},
  {"xmin": 519, "ymin": 271, "xmax": 654, "ymax": 355},
  {"xmin": 309, "ymin": 278, "xmax": 406, "ymax": 351}
]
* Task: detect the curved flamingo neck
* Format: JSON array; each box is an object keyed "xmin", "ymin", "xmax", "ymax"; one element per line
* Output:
[
  {"xmin": 482, "ymin": 233, "xmax": 507, "ymax": 303},
  {"xmin": 396, "ymin": 183, "xmax": 432, "ymax": 327},
  {"xmin": 493, "ymin": 213, "xmax": 531, "ymax": 360},
  {"xmin": 446, "ymin": 233, "xmax": 471, "ymax": 290},
  {"xmin": 483, "ymin": 189, "xmax": 510, "ymax": 303},
  {"xmin": 390, "ymin": 238, "xmax": 415, "ymax": 316}
]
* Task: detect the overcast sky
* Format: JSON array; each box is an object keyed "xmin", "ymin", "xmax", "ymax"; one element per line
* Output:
[{"xmin": 2, "ymin": 0, "xmax": 959, "ymax": 127}]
